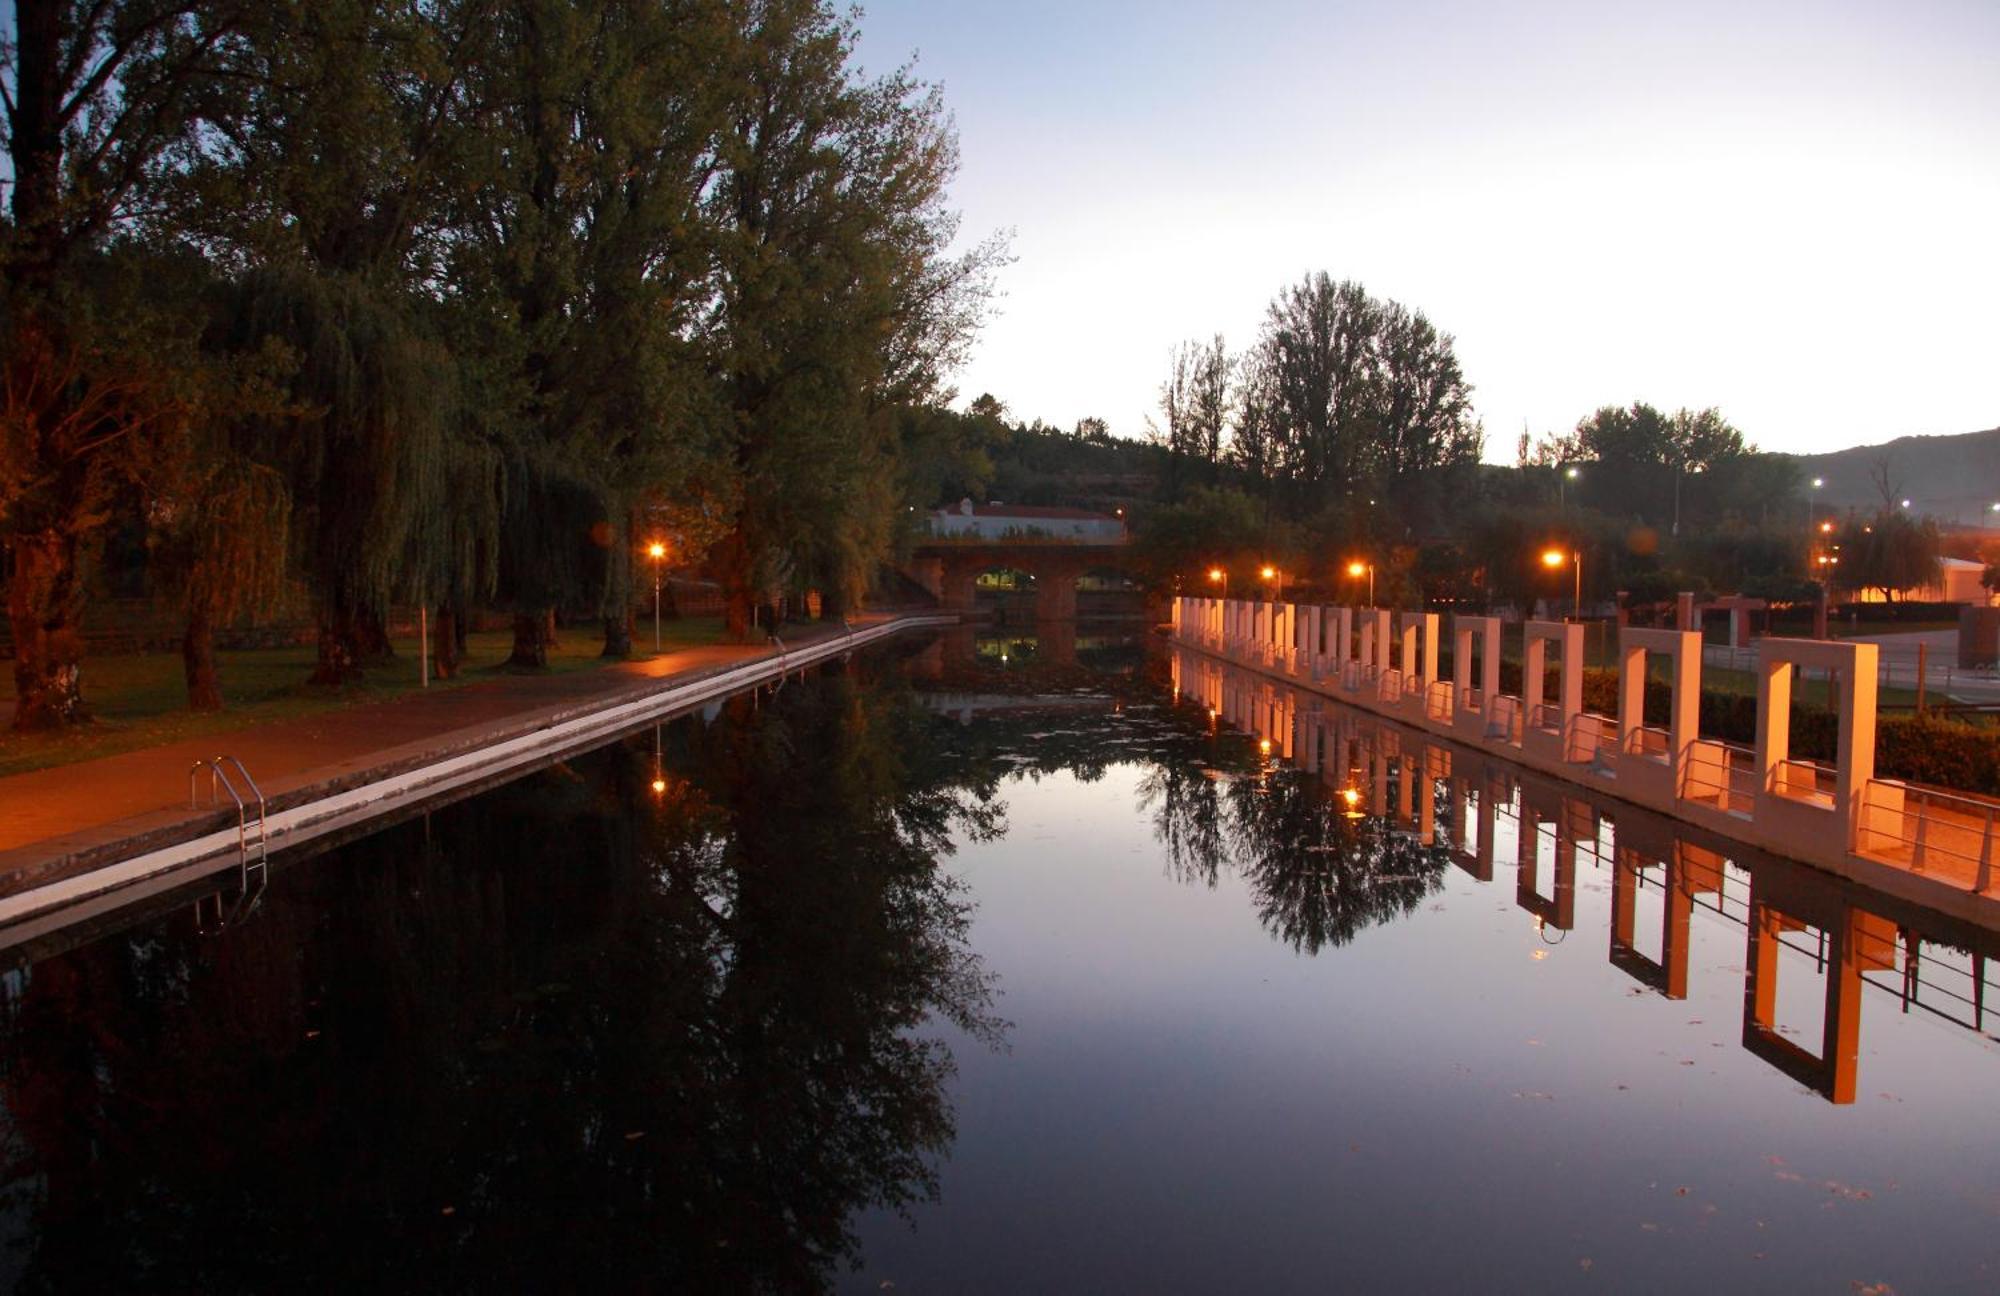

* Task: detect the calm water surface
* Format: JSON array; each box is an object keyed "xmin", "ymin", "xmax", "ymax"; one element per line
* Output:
[{"xmin": 1, "ymin": 629, "xmax": 1995, "ymax": 1292}]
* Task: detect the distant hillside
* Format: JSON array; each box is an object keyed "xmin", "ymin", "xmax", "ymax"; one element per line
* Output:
[{"xmin": 1789, "ymin": 427, "xmax": 2000, "ymax": 525}]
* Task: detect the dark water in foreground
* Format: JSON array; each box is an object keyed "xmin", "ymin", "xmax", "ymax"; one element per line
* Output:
[{"xmin": 0, "ymin": 630, "xmax": 1996, "ymax": 1292}]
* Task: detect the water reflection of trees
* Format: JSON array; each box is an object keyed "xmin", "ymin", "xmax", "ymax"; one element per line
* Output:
[
  {"xmin": 918, "ymin": 660, "xmax": 1454, "ymax": 957},
  {"xmin": 1135, "ymin": 707, "xmax": 1452, "ymax": 955},
  {"xmin": 0, "ymin": 665, "xmax": 1004, "ymax": 1292}
]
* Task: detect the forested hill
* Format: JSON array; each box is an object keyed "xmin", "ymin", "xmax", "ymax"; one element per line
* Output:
[{"xmin": 1790, "ymin": 428, "xmax": 2000, "ymax": 523}]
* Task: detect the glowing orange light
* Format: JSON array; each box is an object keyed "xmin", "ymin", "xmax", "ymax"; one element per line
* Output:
[
  {"xmin": 1260, "ymin": 565, "xmax": 1276, "ymax": 580},
  {"xmin": 1346, "ymin": 560, "xmax": 1367, "ymax": 578},
  {"xmin": 647, "ymin": 541, "xmax": 667, "ymax": 560},
  {"xmin": 1259, "ymin": 738, "xmax": 1272, "ymax": 754},
  {"xmin": 1341, "ymin": 787, "xmax": 1361, "ymax": 807},
  {"xmin": 1540, "ymin": 549, "xmax": 1568, "ymax": 569},
  {"xmin": 1818, "ymin": 521, "xmax": 1833, "ymax": 534},
  {"xmin": 650, "ymin": 777, "xmax": 666, "ymax": 794},
  {"xmin": 1208, "ymin": 567, "xmax": 1224, "ymax": 583}
]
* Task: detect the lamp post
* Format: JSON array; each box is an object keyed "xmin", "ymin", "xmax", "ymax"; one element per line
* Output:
[
  {"xmin": 647, "ymin": 541, "xmax": 667, "ymax": 652},
  {"xmin": 1259, "ymin": 564, "xmax": 1280, "ymax": 600},
  {"xmin": 1207, "ymin": 566, "xmax": 1228, "ymax": 599},
  {"xmin": 1560, "ymin": 464, "xmax": 1579, "ymax": 511},
  {"xmin": 1542, "ymin": 547, "xmax": 1579, "ymax": 619},
  {"xmin": 1346, "ymin": 559, "xmax": 1374, "ymax": 606}
]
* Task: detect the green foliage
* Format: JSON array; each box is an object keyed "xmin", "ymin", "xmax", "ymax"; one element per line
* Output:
[
  {"xmin": 1833, "ymin": 509, "xmax": 1943, "ymax": 602},
  {"xmin": 1130, "ymin": 486, "xmax": 1265, "ymax": 588}
]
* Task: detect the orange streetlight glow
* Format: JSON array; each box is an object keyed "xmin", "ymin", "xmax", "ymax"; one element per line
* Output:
[
  {"xmin": 1541, "ymin": 548, "xmax": 1581, "ymax": 617},
  {"xmin": 1260, "ymin": 565, "xmax": 1276, "ymax": 580},
  {"xmin": 1345, "ymin": 559, "xmax": 1374, "ymax": 604},
  {"xmin": 647, "ymin": 541, "xmax": 666, "ymax": 560}
]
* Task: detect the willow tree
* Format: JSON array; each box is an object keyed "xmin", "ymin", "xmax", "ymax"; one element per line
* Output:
[
  {"xmin": 1, "ymin": 0, "xmax": 251, "ymax": 728},
  {"xmin": 151, "ymin": 458, "xmax": 292, "ymax": 709},
  {"xmin": 705, "ymin": 0, "xmax": 1002, "ymax": 638},
  {"xmin": 163, "ymin": 0, "xmax": 504, "ymax": 683}
]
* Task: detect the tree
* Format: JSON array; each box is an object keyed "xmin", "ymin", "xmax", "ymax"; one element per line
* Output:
[
  {"xmin": 705, "ymin": 0, "xmax": 1001, "ymax": 638},
  {"xmin": 1129, "ymin": 485, "xmax": 1262, "ymax": 589},
  {"xmin": 171, "ymin": 0, "xmax": 506, "ymax": 685},
  {"xmin": 2, "ymin": 0, "xmax": 252, "ymax": 727},
  {"xmin": 1836, "ymin": 510, "xmax": 1943, "ymax": 603}
]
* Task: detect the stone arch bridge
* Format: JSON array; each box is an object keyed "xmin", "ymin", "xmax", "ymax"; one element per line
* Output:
[{"xmin": 904, "ymin": 539, "xmax": 1136, "ymax": 620}]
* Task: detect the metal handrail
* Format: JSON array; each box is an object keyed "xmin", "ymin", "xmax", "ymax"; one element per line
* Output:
[
  {"xmin": 1861, "ymin": 779, "xmax": 2000, "ymax": 892},
  {"xmin": 187, "ymin": 754, "xmax": 270, "ymax": 928}
]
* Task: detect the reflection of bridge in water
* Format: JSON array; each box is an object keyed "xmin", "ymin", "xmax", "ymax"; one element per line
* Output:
[{"xmin": 1175, "ymin": 646, "xmax": 2000, "ymax": 1105}]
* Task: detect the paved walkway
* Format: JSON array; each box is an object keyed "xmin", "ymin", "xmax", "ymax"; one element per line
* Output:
[{"xmin": 0, "ymin": 618, "xmax": 901, "ymax": 901}]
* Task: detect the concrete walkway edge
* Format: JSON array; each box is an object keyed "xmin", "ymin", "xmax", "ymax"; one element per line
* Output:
[{"xmin": 0, "ymin": 615, "xmax": 954, "ymax": 947}]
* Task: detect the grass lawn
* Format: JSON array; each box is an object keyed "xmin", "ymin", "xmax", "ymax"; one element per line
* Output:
[{"xmin": 0, "ymin": 619, "xmax": 725, "ymax": 778}]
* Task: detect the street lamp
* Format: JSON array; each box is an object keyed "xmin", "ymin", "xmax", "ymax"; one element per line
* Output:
[
  {"xmin": 1560, "ymin": 465, "xmax": 1579, "ymax": 511},
  {"xmin": 647, "ymin": 540, "xmax": 667, "ymax": 652},
  {"xmin": 1207, "ymin": 566, "xmax": 1227, "ymax": 598},
  {"xmin": 1259, "ymin": 564, "xmax": 1281, "ymax": 599},
  {"xmin": 1345, "ymin": 559, "xmax": 1374, "ymax": 606},
  {"xmin": 1541, "ymin": 547, "xmax": 1580, "ymax": 619}
]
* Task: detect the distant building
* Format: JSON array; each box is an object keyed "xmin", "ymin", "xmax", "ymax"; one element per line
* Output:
[
  {"xmin": 1850, "ymin": 557, "xmax": 1993, "ymax": 605},
  {"xmin": 926, "ymin": 499, "xmax": 1126, "ymax": 543}
]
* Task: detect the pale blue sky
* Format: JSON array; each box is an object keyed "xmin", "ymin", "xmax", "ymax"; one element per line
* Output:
[{"xmin": 854, "ymin": 0, "xmax": 2000, "ymax": 459}]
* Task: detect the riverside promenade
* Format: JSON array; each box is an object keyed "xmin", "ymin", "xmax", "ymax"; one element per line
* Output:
[
  {"xmin": 0, "ymin": 613, "xmax": 952, "ymax": 941},
  {"xmin": 1175, "ymin": 596, "xmax": 2000, "ymax": 929}
]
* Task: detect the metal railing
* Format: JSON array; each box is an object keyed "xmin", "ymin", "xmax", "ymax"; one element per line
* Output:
[
  {"xmin": 1629, "ymin": 725, "xmax": 1671, "ymax": 761},
  {"xmin": 1425, "ymin": 679, "xmax": 1454, "ymax": 722},
  {"xmin": 1860, "ymin": 780, "xmax": 2000, "ymax": 892},
  {"xmin": 1528, "ymin": 702, "xmax": 1562, "ymax": 734},
  {"xmin": 1681, "ymin": 740, "xmax": 1757, "ymax": 815},
  {"xmin": 1773, "ymin": 757, "xmax": 1838, "ymax": 805},
  {"xmin": 1487, "ymin": 694, "xmax": 1523, "ymax": 743},
  {"xmin": 189, "ymin": 755, "xmax": 270, "ymax": 927},
  {"xmin": 1571, "ymin": 712, "xmax": 1619, "ymax": 769}
]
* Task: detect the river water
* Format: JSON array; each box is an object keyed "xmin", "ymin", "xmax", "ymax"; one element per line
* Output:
[{"xmin": 0, "ymin": 628, "xmax": 1994, "ymax": 1292}]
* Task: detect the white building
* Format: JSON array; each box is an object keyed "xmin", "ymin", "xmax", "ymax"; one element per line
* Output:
[{"xmin": 926, "ymin": 499, "xmax": 1126, "ymax": 543}]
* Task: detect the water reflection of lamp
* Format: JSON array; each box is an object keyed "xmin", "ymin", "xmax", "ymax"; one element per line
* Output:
[
  {"xmin": 1340, "ymin": 786, "xmax": 1363, "ymax": 818},
  {"xmin": 651, "ymin": 723, "xmax": 666, "ymax": 795},
  {"xmin": 1259, "ymin": 738, "xmax": 1272, "ymax": 756}
]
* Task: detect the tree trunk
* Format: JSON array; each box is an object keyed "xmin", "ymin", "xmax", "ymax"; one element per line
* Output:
[
  {"xmin": 543, "ymin": 607, "xmax": 560, "ymax": 650},
  {"xmin": 357, "ymin": 604, "xmax": 395, "ymax": 662},
  {"xmin": 6, "ymin": 528, "xmax": 89, "ymax": 730},
  {"xmin": 508, "ymin": 610, "xmax": 551, "ymax": 669},
  {"xmin": 183, "ymin": 601, "xmax": 223, "ymax": 711},
  {"xmin": 433, "ymin": 604, "xmax": 460, "ymax": 680},
  {"xmin": 309, "ymin": 603, "xmax": 367, "ymax": 687},
  {"xmin": 602, "ymin": 611, "xmax": 633, "ymax": 658}
]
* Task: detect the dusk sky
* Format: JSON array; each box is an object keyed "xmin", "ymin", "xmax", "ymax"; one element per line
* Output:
[{"xmin": 854, "ymin": 0, "xmax": 1999, "ymax": 461}]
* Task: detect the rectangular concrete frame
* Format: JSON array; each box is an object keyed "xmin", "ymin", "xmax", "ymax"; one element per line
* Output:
[
  {"xmin": 1396, "ymin": 611, "xmax": 1441, "ymax": 726},
  {"xmin": 1521, "ymin": 620, "xmax": 1584, "ymax": 767},
  {"xmin": 1754, "ymin": 637, "xmax": 1878, "ymax": 859},
  {"xmin": 1452, "ymin": 615, "xmax": 1503, "ymax": 743},
  {"xmin": 1614, "ymin": 627, "xmax": 1701, "ymax": 808}
]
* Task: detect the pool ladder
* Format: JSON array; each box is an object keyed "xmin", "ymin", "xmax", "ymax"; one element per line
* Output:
[{"xmin": 189, "ymin": 755, "xmax": 269, "ymax": 930}]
